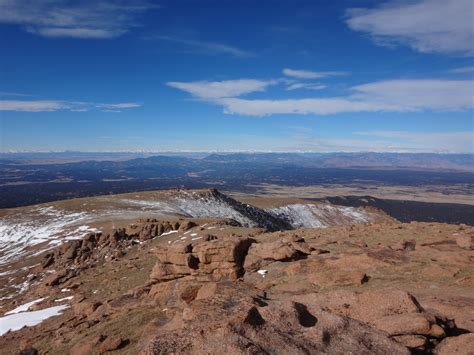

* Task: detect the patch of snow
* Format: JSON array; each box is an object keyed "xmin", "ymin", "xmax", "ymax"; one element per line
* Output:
[
  {"xmin": 55, "ymin": 296, "xmax": 74, "ymax": 302},
  {"xmin": 268, "ymin": 204, "xmax": 373, "ymax": 229},
  {"xmin": 60, "ymin": 288, "xmax": 71, "ymax": 292},
  {"xmin": 5, "ymin": 298, "xmax": 45, "ymax": 315},
  {"xmin": 190, "ymin": 233, "xmax": 198, "ymax": 237},
  {"xmin": 159, "ymin": 230, "xmax": 178, "ymax": 237},
  {"xmin": 207, "ymin": 226, "xmax": 217, "ymax": 230},
  {"xmin": 191, "ymin": 237, "xmax": 202, "ymax": 241},
  {"xmin": 0, "ymin": 304, "xmax": 69, "ymax": 336},
  {"xmin": 257, "ymin": 270, "xmax": 268, "ymax": 278},
  {"xmin": 174, "ymin": 193, "xmax": 256, "ymax": 227},
  {"xmin": 13, "ymin": 280, "xmax": 30, "ymax": 294},
  {"xmin": 0, "ymin": 206, "xmax": 100, "ymax": 266}
]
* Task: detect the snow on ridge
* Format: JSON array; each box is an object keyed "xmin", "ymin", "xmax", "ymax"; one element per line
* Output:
[
  {"xmin": 0, "ymin": 206, "xmax": 99, "ymax": 266},
  {"xmin": 268, "ymin": 203, "xmax": 373, "ymax": 229},
  {"xmin": 174, "ymin": 196, "xmax": 256, "ymax": 227},
  {"xmin": 119, "ymin": 194, "xmax": 256, "ymax": 227}
]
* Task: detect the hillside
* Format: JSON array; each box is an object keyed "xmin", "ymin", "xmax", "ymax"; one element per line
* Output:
[
  {"xmin": 0, "ymin": 189, "xmax": 389, "ymax": 283},
  {"xmin": 0, "ymin": 189, "xmax": 472, "ymax": 354},
  {"xmin": 0, "ymin": 212, "xmax": 472, "ymax": 353}
]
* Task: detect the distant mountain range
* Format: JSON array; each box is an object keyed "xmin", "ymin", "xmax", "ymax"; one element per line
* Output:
[
  {"xmin": 0, "ymin": 152, "xmax": 472, "ymax": 208},
  {"xmin": 1, "ymin": 152, "xmax": 473, "ymax": 171}
]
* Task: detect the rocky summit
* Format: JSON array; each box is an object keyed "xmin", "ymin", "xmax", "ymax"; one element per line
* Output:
[{"xmin": 0, "ymin": 190, "xmax": 472, "ymax": 354}]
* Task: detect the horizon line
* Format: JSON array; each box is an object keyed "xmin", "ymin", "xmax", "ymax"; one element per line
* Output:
[{"xmin": 0, "ymin": 150, "xmax": 472, "ymax": 155}]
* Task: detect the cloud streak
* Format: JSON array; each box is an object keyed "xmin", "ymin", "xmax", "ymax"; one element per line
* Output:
[
  {"xmin": 354, "ymin": 130, "xmax": 474, "ymax": 153},
  {"xmin": 345, "ymin": 0, "xmax": 474, "ymax": 56},
  {"xmin": 154, "ymin": 36, "xmax": 254, "ymax": 58},
  {"xmin": 283, "ymin": 68, "xmax": 346, "ymax": 79},
  {"xmin": 449, "ymin": 66, "xmax": 474, "ymax": 74},
  {"xmin": 167, "ymin": 79, "xmax": 276, "ymax": 100},
  {"xmin": 0, "ymin": 99, "xmax": 142, "ymax": 112},
  {"xmin": 0, "ymin": 0, "xmax": 155, "ymax": 39},
  {"xmin": 285, "ymin": 83, "xmax": 326, "ymax": 91},
  {"xmin": 168, "ymin": 75, "xmax": 474, "ymax": 116}
]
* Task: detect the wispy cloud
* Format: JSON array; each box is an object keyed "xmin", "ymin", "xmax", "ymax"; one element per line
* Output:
[
  {"xmin": 0, "ymin": 0, "xmax": 156, "ymax": 39},
  {"xmin": 345, "ymin": 0, "xmax": 474, "ymax": 56},
  {"xmin": 283, "ymin": 68, "xmax": 346, "ymax": 79},
  {"xmin": 0, "ymin": 92, "xmax": 33, "ymax": 98},
  {"xmin": 167, "ymin": 79, "xmax": 276, "ymax": 100},
  {"xmin": 352, "ymin": 80, "xmax": 474, "ymax": 111},
  {"xmin": 168, "ymin": 74, "xmax": 474, "ymax": 116},
  {"xmin": 0, "ymin": 99, "xmax": 142, "ymax": 112},
  {"xmin": 217, "ymin": 97, "xmax": 397, "ymax": 116},
  {"xmin": 354, "ymin": 131, "xmax": 474, "ymax": 153},
  {"xmin": 97, "ymin": 103, "xmax": 142, "ymax": 109},
  {"xmin": 448, "ymin": 66, "xmax": 474, "ymax": 74},
  {"xmin": 286, "ymin": 83, "xmax": 326, "ymax": 91},
  {"xmin": 154, "ymin": 36, "xmax": 254, "ymax": 58}
]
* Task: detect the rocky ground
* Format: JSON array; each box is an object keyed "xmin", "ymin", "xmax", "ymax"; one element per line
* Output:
[{"xmin": 0, "ymin": 191, "xmax": 472, "ymax": 354}]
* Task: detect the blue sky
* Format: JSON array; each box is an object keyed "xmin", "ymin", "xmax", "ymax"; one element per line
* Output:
[{"xmin": 0, "ymin": 0, "xmax": 473, "ymax": 153}]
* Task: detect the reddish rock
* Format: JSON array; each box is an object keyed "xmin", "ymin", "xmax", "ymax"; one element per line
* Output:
[
  {"xmin": 179, "ymin": 220, "xmax": 197, "ymax": 231},
  {"xmin": 244, "ymin": 235, "xmax": 311, "ymax": 271},
  {"xmin": 100, "ymin": 336, "xmax": 125, "ymax": 353},
  {"xmin": 72, "ymin": 300, "xmax": 102, "ymax": 318},
  {"xmin": 435, "ymin": 333, "xmax": 474, "ymax": 355},
  {"xmin": 69, "ymin": 335, "xmax": 105, "ymax": 355},
  {"xmin": 455, "ymin": 235, "xmax": 472, "ymax": 249}
]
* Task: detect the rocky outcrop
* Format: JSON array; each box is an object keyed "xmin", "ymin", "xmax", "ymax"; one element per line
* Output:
[
  {"xmin": 1, "ymin": 219, "xmax": 471, "ymax": 355},
  {"xmin": 147, "ymin": 234, "xmax": 315, "ymax": 304},
  {"xmin": 140, "ymin": 281, "xmax": 410, "ymax": 355},
  {"xmin": 435, "ymin": 333, "xmax": 474, "ymax": 355},
  {"xmin": 148, "ymin": 235, "xmax": 254, "ymax": 306},
  {"xmin": 41, "ymin": 229, "xmax": 134, "ymax": 272},
  {"xmin": 293, "ymin": 289, "xmax": 458, "ymax": 352},
  {"xmin": 243, "ymin": 234, "xmax": 312, "ymax": 271},
  {"xmin": 39, "ymin": 218, "xmax": 196, "ymax": 287},
  {"xmin": 127, "ymin": 219, "xmax": 195, "ymax": 241}
]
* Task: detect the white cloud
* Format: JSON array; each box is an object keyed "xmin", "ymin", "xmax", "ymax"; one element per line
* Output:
[
  {"xmin": 98, "ymin": 103, "xmax": 142, "ymax": 109},
  {"xmin": 154, "ymin": 36, "xmax": 254, "ymax": 58},
  {"xmin": 0, "ymin": 99, "xmax": 142, "ymax": 112},
  {"xmin": 449, "ymin": 66, "xmax": 474, "ymax": 74},
  {"xmin": 33, "ymin": 27, "xmax": 122, "ymax": 39},
  {"xmin": 286, "ymin": 83, "xmax": 326, "ymax": 91},
  {"xmin": 0, "ymin": 0, "xmax": 155, "ymax": 39},
  {"xmin": 355, "ymin": 130, "xmax": 473, "ymax": 140},
  {"xmin": 0, "ymin": 100, "xmax": 68, "ymax": 112},
  {"xmin": 218, "ymin": 97, "xmax": 397, "ymax": 116},
  {"xmin": 169, "ymin": 76, "xmax": 474, "ymax": 116},
  {"xmin": 167, "ymin": 79, "xmax": 276, "ymax": 100},
  {"xmin": 346, "ymin": 0, "xmax": 474, "ymax": 56},
  {"xmin": 283, "ymin": 68, "xmax": 346, "ymax": 79},
  {"xmin": 352, "ymin": 80, "xmax": 474, "ymax": 111},
  {"xmin": 354, "ymin": 131, "xmax": 474, "ymax": 153}
]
